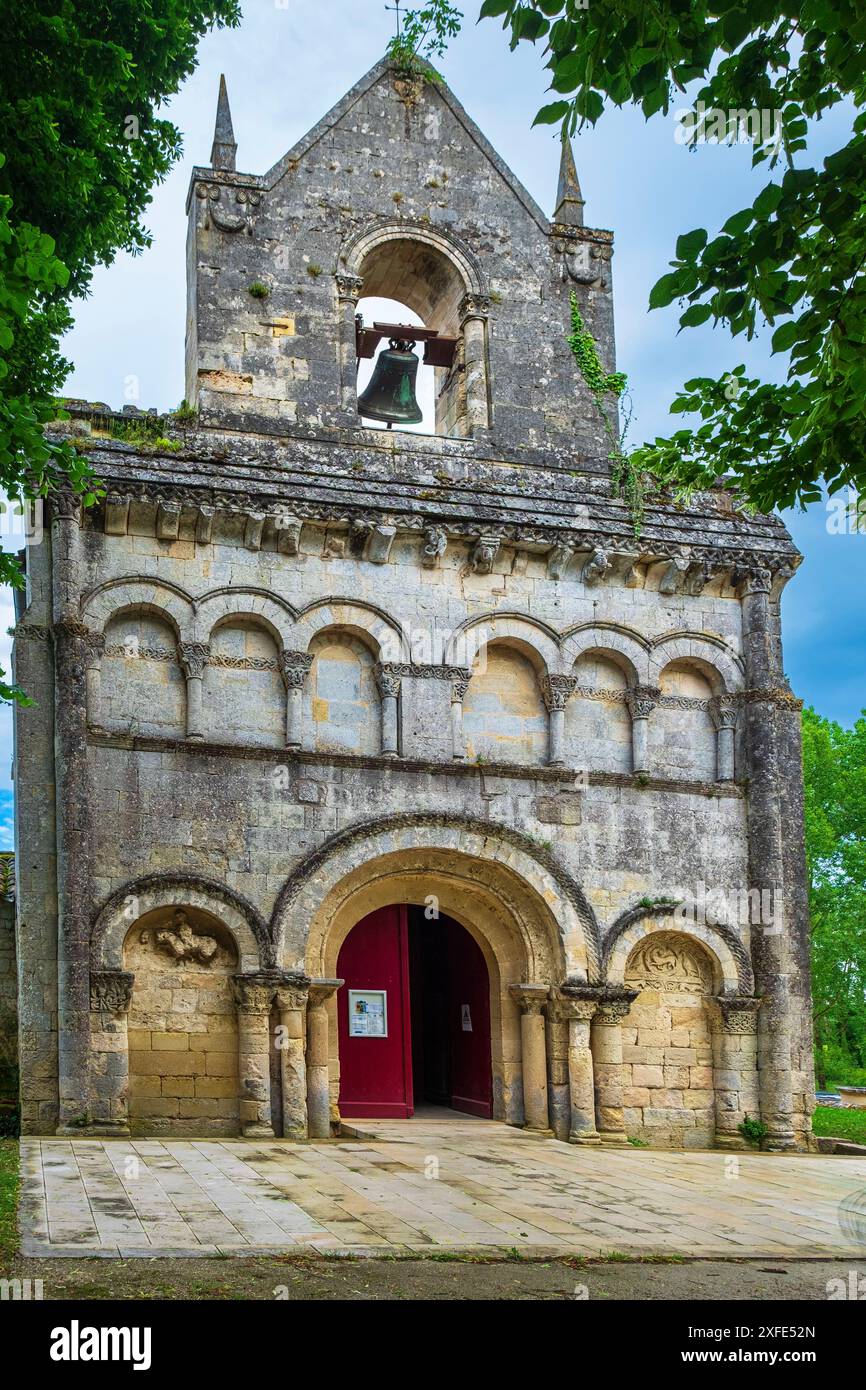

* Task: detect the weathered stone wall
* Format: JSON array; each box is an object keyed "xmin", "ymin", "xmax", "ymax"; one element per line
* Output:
[
  {"xmin": 0, "ymin": 887, "xmax": 17, "ymax": 1119},
  {"xmin": 125, "ymin": 908, "xmax": 240, "ymax": 1137},
  {"xmin": 185, "ymin": 60, "xmax": 616, "ymax": 453},
  {"xmin": 9, "ymin": 56, "xmax": 814, "ymax": 1150}
]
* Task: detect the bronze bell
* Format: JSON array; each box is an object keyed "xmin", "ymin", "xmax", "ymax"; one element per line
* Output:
[{"xmin": 357, "ymin": 337, "xmax": 423, "ymax": 427}]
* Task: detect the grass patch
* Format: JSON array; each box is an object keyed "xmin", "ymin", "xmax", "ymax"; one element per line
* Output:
[
  {"xmin": 0, "ymin": 1139, "xmax": 19, "ymax": 1270},
  {"xmin": 813, "ymin": 1105, "xmax": 866, "ymax": 1145}
]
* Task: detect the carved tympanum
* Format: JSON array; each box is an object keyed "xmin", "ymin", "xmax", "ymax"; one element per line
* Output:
[
  {"xmin": 625, "ymin": 932, "xmax": 714, "ymax": 994},
  {"xmin": 143, "ymin": 909, "xmax": 221, "ymax": 966}
]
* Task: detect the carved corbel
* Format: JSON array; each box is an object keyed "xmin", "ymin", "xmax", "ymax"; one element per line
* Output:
[
  {"xmin": 547, "ymin": 543, "xmax": 573, "ymax": 581},
  {"xmin": 658, "ymin": 548, "xmax": 691, "ymax": 595},
  {"xmin": 156, "ymin": 501, "xmax": 181, "ymax": 540},
  {"xmin": 581, "ymin": 547, "xmax": 611, "ymax": 586},
  {"xmin": 195, "ymin": 505, "xmax": 215, "ymax": 545},
  {"xmin": 244, "ymin": 512, "xmax": 266, "ymax": 551},
  {"xmin": 470, "ymin": 533, "xmax": 502, "ymax": 574},
  {"xmin": 104, "ymin": 495, "xmax": 130, "ymax": 536},
  {"xmin": 275, "ymin": 513, "xmax": 303, "ymax": 555},
  {"xmin": 366, "ymin": 522, "xmax": 397, "ymax": 565},
  {"xmin": 422, "ymin": 526, "xmax": 447, "ymax": 568}
]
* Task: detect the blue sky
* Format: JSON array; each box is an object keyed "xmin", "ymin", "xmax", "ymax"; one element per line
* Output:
[{"xmin": 1, "ymin": 1, "xmax": 863, "ymax": 844}]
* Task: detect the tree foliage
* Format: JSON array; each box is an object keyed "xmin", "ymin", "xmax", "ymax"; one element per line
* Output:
[
  {"xmin": 434, "ymin": 1, "xmax": 866, "ymax": 515},
  {"xmin": 802, "ymin": 707, "xmax": 866, "ymax": 1087},
  {"xmin": 0, "ymin": 1, "xmax": 240, "ymax": 695}
]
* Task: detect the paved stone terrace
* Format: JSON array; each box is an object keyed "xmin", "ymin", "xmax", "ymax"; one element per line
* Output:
[{"xmin": 19, "ymin": 1116, "xmax": 866, "ymax": 1259}]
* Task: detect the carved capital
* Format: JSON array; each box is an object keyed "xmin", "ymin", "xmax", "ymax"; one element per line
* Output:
[
  {"xmin": 280, "ymin": 649, "xmax": 313, "ymax": 690},
  {"xmin": 626, "ymin": 685, "xmax": 660, "ymax": 721},
  {"xmin": 375, "ymin": 663, "xmax": 402, "ymax": 700},
  {"xmin": 177, "ymin": 641, "xmax": 210, "ymax": 680},
  {"xmin": 709, "ymin": 694, "xmax": 739, "ymax": 732},
  {"xmin": 335, "ymin": 273, "xmax": 364, "ymax": 301},
  {"xmin": 275, "ymin": 984, "xmax": 310, "ymax": 1014},
  {"xmin": 509, "ymin": 983, "xmax": 549, "ymax": 1015},
  {"xmin": 738, "ymin": 567, "xmax": 772, "ymax": 597},
  {"xmin": 595, "ymin": 992, "xmax": 639, "ymax": 1025},
  {"xmin": 81, "ymin": 631, "xmax": 106, "ymax": 668},
  {"xmin": 708, "ymin": 994, "xmax": 762, "ymax": 1035},
  {"xmin": 232, "ymin": 972, "xmax": 277, "ymax": 1015},
  {"xmin": 51, "ymin": 488, "xmax": 82, "ymax": 524},
  {"xmin": 552, "ymin": 995, "xmax": 598, "ymax": 1024},
  {"xmin": 459, "ymin": 291, "xmax": 491, "ymax": 322},
  {"xmin": 542, "ymin": 674, "xmax": 577, "ymax": 713},
  {"xmin": 90, "ymin": 969, "xmax": 135, "ymax": 1017},
  {"xmin": 449, "ymin": 667, "xmax": 472, "ymax": 703},
  {"xmin": 308, "ymin": 978, "xmax": 344, "ymax": 1008}
]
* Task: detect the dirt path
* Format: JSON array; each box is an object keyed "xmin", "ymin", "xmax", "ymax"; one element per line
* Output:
[{"xmin": 8, "ymin": 1255, "xmax": 866, "ymax": 1301}]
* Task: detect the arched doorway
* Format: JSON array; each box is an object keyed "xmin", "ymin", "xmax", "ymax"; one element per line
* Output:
[{"xmin": 336, "ymin": 905, "xmax": 493, "ymax": 1121}]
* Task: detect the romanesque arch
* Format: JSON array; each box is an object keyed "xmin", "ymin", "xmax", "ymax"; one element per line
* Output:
[
  {"xmin": 270, "ymin": 813, "xmax": 597, "ymax": 1129},
  {"xmin": 92, "ymin": 873, "xmax": 271, "ymax": 971}
]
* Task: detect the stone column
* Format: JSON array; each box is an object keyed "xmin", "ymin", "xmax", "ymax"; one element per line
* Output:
[
  {"xmin": 232, "ymin": 973, "xmax": 276, "ymax": 1138},
  {"xmin": 274, "ymin": 975, "xmax": 310, "ymax": 1140},
  {"xmin": 739, "ymin": 567, "xmax": 797, "ymax": 1149},
  {"xmin": 557, "ymin": 991, "xmax": 600, "ymax": 1143},
  {"xmin": 375, "ymin": 663, "xmax": 401, "ymax": 757},
  {"xmin": 306, "ymin": 978, "xmax": 343, "ymax": 1139},
  {"xmin": 280, "ymin": 650, "xmax": 313, "ymax": 748},
  {"xmin": 449, "ymin": 669, "xmax": 471, "ymax": 761},
  {"xmin": 542, "ymin": 675, "xmax": 576, "ymax": 767},
  {"xmin": 51, "ymin": 490, "xmax": 95, "ymax": 1133},
  {"xmin": 82, "ymin": 631, "xmax": 105, "ymax": 730},
  {"xmin": 544, "ymin": 1001, "xmax": 571, "ymax": 1141},
  {"xmin": 336, "ymin": 273, "xmax": 364, "ymax": 418},
  {"xmin": 710, "ymin": 695, "xmax": 738, "ymax": 782},
  {"xmin": 88, "ymin": 970, "xmax": 135, "ymax": 1136},
  {"xmin": 177, "ymin": 641, "xmax": 210, "ymax": 741},
  {"xmin": 626, "ymin": 686, "xmax": 659, "ymax": 776},
  {"xmin": 590, "ymin": 990, "xmax": 639, "ymax": 1144},
  {"xmin": 509, "ymin": 985, "xmax": 551, "ymax": 1133},
  {"xmin": 708, "ymin": 995, "xmax": 762, "ymax": 1149},
  {"xmin": 459, "ymin": 292, "xmax": 491, "ymax": 436}
]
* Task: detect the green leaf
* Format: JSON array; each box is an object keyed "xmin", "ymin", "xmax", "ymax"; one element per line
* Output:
[
  {"xmin": 675, "ymin": 229, "xmax": 708, "ymax": 261},
  {"xmin": 679, "ymin": 303, "xmax": 713, "ymax": 327},
  {"xmin": 649, "ymin": 272, "xmax": 685, "ymax": 310},
  {"xmin": 532, "ymin": 101, "xmax": 571, "ymax": 126}
]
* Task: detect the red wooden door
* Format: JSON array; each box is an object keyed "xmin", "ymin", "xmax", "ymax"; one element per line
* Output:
[
  {"xmin": 447, "ymin": 920, "xmax": 493, "ymax": 1118},
  {"xmin": 337, "ymin": 906, "xmax": 414, "ymax": 1118}
]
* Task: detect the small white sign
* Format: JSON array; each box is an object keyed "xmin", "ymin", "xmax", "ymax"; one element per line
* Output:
[
  {"xmin": 348, "ymin": 989, "xmax": 387, "ymax": 1038},
  {"xmin": 461, "ymin": 1004, "xmax": 472, "ymax": 1033}
]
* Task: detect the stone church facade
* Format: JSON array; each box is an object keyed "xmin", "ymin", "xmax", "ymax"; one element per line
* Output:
[{"xmin": 10, "ymin": 59, "xmax": 814, "ymax": 1150}]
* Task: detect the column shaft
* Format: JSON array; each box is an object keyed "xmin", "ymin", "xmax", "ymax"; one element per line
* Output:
[{"xmin": 306, "ymin": 979, "xmax": 343, "ymax": 1139}]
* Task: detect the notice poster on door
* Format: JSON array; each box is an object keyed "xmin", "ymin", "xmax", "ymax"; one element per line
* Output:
[
  {"xmin": 461, "ymin": 1003, "xmax": 473, "ymax": 1032},
  {"xmin": 348, "ymin": 989, "xmax": 388, "ymax": 1038}
]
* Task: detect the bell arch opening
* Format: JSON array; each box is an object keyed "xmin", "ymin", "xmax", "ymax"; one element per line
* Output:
[
  {"xmin": 356, "ymin": 295, "xmax": 435, "ymax": 435},
  {"xmin": 351, "ymin": 233, "xmax": 484, "ymax": 438}
]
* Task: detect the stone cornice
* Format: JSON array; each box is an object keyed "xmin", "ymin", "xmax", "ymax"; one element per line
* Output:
[{"xmin": 85, "ymin": 727, "xmax": 747, "ymax": 796}]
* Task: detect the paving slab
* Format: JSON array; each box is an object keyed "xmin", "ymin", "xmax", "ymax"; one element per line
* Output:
[{"xmin": 18, "ymin": 1116, "xmax": 866, "ymax": 1259}]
